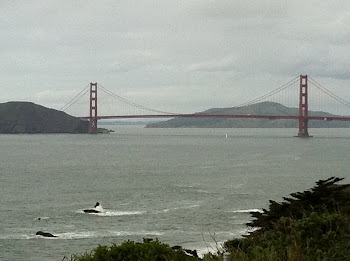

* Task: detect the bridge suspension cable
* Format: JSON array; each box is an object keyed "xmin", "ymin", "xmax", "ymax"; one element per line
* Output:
[
  {"xmin": 235, "ymin": 76, "xmax": 299, "ymax": 108},
  {"xmin": 308, "ymin": 77, "xmax": 350, "ymax": 109},
  {"xmin": 97, "ymin": 84, "xmax": 176, "ymax": 115},
  {"xmin": 60, "ymin": 84, "xmax": 90, "ymax": 112}
]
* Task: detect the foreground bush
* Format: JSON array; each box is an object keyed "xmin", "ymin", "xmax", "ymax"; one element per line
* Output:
[
  {"xmin": 225, "ymin": 212, "xmax": 350, "ymax": 260},
  {"xmin": 70, "ymin": 239, "xmax": 201, "ymax": 261},
  {"xmin": 248, "ymin": 177, "xmax": 350, "ymax": 231},
  {"xmin": 224, "ymin": 177, "xmax": 350, "ymax": 261}
]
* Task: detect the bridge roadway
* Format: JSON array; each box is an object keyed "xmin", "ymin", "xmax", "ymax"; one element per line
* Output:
[{"xmin": 80, "ymin": 114, "xmax": 350, "ymax": 121}]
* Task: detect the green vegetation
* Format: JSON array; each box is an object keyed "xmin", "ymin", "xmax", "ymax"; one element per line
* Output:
[
  {"xmin": 70, "ymin": 177, "xmax": 350, "ymax": 261},
  {"xmin": 67, "ymin": 239, "xmax": 201, "ymax": 261},
  {"xmin": 224, "ymin": 177, "xmax": 350, "ymax": 261}
]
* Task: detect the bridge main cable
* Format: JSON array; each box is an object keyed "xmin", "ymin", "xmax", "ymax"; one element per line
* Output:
[
  {"xmin": 235, "ymin": 76, "xmax": 299, "ymax": 108},
  {"xmin": 60, "ymin": 84, "xmax": 90, "ymax": 112},
  {"xmin": 309, "ymin": 77, "xmax": 350, "ymax": 109},
  {"xmin": 98, "ymin": 84, "xmax": 178, "ymax": 116}
]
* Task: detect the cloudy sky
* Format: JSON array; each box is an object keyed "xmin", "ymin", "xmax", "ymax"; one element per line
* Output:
[{"xmin": 1, "ymin": 0, "xmax": 350, "ymax": 115}]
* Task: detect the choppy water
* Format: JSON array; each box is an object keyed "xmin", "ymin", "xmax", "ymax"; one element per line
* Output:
[{"xmin": 1, "ymin": 127, "xmax": 350, "ymax": 261}]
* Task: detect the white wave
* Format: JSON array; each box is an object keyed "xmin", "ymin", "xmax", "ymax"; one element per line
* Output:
[
  {"xmin": 230, "ymin": 209, "xmax": 263, "ymax": 213},
  {"xmin": 1, "ymin": 229, "xmax": 165, "ymax": 240},
  {"xmin": 34, "ymin": 216, "xmax": 50, "ymax": 221},
  {"xmin": 173, "ymin": 204, "xmax": 200, "ymax": 210},
  {"xmin": 154, "ymin": 208, "xmax": 170, "ymax": 214},
  {"xmin": 56, "ymin": 231, "xmax": 98, "ymax": 239},
  {"xmin": 50, "ymin": 230, "xmax": 164, "ymax": 239},
  {"xmin": 0, "ymin": 233, "xmax": 59, "ymax": 240},
  {"xmin": 0, "ymin": 234, "xmax": 35, "ymax": 240},
  {"xmin": 174, "ymin": 184, "xmax": 198, "ymax": 189},
  {"xmin": 196, "ymin": 189, "xmax": 211, "ymax": 194},
  {"xmin": 79, "ymin": 209, "xmax": 147, "ymax": 216},
  {"xmin": 95, "ymin": 205, "xmax": 104, "ymax": 212},
  {"xmin": 108, "ymin": 230, "xmax": 165, "ymax": 237},
  {"xmin": 195, "ymin": 245, "xmax": 225, "ymax": 258},
  {"xmin": 99, "ymin": 210, "xmax": 147, "ymax": 216}
]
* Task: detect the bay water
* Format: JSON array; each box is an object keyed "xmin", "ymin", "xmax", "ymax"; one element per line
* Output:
[{"xmin": 1, "ymin": 127, "xmax": 350, "ymax": 260}]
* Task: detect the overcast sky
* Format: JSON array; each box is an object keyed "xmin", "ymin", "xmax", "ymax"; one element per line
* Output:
[{"xmin": 1, "ymin": 0, "xmax": 350, "ymax": 115}]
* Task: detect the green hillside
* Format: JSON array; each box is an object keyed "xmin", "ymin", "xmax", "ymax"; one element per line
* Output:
[{"xmin": 146, "ymin": 102, "xmax": 350, "ymax": 128}]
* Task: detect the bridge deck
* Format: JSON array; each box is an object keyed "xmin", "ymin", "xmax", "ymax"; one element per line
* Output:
[{"xmin": 79, "ymin": 114, "xmax": 350, "ymax": 121}]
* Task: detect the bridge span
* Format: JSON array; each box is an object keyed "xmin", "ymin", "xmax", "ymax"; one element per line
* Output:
[
  {"xmin": 81, "ymin": 114, "xmax": 350, "ymax": 122},
  {"xmin": 69, "ymin": 75, "xmax": 350, "ymax": 137}
]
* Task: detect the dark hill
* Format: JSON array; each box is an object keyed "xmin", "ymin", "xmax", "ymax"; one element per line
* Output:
[
  {"xmin": 0, "ymin": 102, "xmax": 89, "ymax": 134},
  {"xmin": 146, "ymin": 102, "xmax": 350, "ymax": 128}
]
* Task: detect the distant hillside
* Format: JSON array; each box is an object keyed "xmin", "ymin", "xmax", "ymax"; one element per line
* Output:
[
  {"xmin": 146, "ymin": 102, "xmax": 350, "ymax": 128},
  {"xmin": 0, "ymin": 102, "xmax": 89, "ymax": 134}
]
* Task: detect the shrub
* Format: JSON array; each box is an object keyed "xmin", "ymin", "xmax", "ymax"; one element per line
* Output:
[
  {"xmin": 71, "ymin": 239, "xmax": 201, "ymax": 261},
  {"xmin": 248, "ymin": 177, "xmax": 350, "ymax": 231},
  {"xmin": 224, "ymin": 177, "xmax": 350, "ymax": 261},
  {"xmin": 225, "ymin": 212, "xmax": 350, "ymax": 260}
]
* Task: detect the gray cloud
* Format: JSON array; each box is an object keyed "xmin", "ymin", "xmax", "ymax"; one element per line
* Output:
[{"xmin": 1, "ymin": 0, "xmax": 350, "ymax": 115}]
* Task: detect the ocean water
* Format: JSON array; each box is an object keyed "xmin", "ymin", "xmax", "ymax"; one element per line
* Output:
[{"xmin": 1, "ymin": 127, "xmax": 350, "ymax": 261}]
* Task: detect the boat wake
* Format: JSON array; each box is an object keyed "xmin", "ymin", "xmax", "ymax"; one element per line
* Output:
[
  {"xmin": 79, "ymin": 209, "xmax": 147, "ymax": 216},
  {"xmin": 0, "ymin": 229, "xmax": 164, "ymax": 240},
  {"xmin": 230, "ymin": 209, "xmax": 263, "ymax": 213}
]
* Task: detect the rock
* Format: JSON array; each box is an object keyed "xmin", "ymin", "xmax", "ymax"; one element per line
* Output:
[{"xmin": 36, "ymin": 231, "xmax": 57, "ymax": 237}]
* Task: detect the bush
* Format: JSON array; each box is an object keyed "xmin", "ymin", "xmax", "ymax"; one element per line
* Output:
[
  {"xmin": 224, "ymin": 177, "xmax": 350, "ymax": 261},
  {"xmin": 248, "ymin": 177, "xmax": 350, "ymax": 231},
  {"xmin": 225, "ymin": 212, "xmax": 350, "ymax": 260},
  {"xmin": 70, "ymin": 239, "xmax": 201, "ymax": 261}
]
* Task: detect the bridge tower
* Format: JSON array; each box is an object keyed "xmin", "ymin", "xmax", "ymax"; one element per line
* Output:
[
  {"xmin": 297, "ymin": 75, "xmax": 309, "ymax": 137},
  {"xmin": 89, "ymin": 82, "xmax": 98, "ymax": 134}
]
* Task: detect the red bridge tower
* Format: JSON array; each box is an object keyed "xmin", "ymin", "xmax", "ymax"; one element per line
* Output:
[
  {"xmin": 298, "ymin": 75, "xmax": 309, "ymax": 137},
  {"xmin": 89, "ymin": 82, "xmax": 98, "ymax": 134}
]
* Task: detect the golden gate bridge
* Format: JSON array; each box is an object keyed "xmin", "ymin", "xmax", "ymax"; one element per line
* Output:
[{"xmin": 60, "ymin": 75, "xmax": 350, "ymax": 137}]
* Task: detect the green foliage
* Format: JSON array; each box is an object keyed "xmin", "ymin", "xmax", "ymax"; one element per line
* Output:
[
  {"xmin": 248, "ymin": 177, "xmax": 350, "ymax": 231},
  {"xmin": 71, "ymin": 239, "xmax": 201, "ymax": 261},
  {"xmin": 225, "ymin": 212, "xmax": 350, "ymax": 260},
  {"xmin": 224, "ymin": 177, "xmax": 350, "ymax": 261}
]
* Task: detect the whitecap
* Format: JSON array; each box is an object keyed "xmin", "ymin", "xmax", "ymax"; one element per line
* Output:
[
  {"xmin": 154, "ymin": 208, "xmax": 170, "ymax": 214},
  {"xmin": 53, "ymin": 230, "xmax": 164, "ymax": 239},
  {"xmin": 80, "ymin": 209, "xmax": 147, "ymax": 216},
  {"xmin": 55, "ymin": 231, "xmax": 97, "ymax": 239},
  {"xmin": 196, "ymin": 189, "xmax": 211, "ymax": 194},
  {"xmin": 108, "ymin": 230, "xmax": 165, "ymax": 237},
  {"xmin": 100, "ymin": 210, "xmax": 147, "ymax": 216},
  {"xmin": 0, "ymin": 234, "xmax": 35, "ymax": 240},
  {"xmin": 230, "ymin": 209, "xmax": 263, "ymax": 213},
  {"xmin": 174, "ymin": 204, "xmax": 200, "ymax": 210},
  {"xmin": 34, "ymin": 216, "xmax": 50, "ymax": 221}
]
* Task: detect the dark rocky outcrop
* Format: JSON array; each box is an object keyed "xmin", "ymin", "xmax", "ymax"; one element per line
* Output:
[
  {"xmin": 0, "ymin": 102, "xmax": 89, "ymax": 134},
  {"xmin": 36, "ymin": 231, "xmax": 57, "ymax": 238}
]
